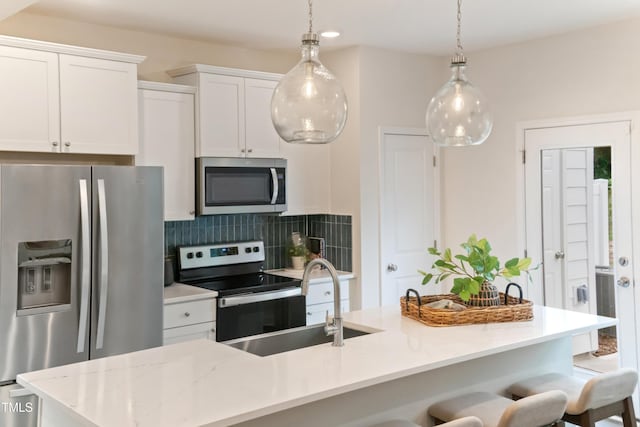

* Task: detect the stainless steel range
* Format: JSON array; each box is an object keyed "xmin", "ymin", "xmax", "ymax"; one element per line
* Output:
[{"xmin": 177, "ymin": 241, "xmax": 305, "ymax": 341}]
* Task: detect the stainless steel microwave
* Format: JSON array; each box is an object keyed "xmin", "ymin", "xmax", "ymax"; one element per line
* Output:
[{"xmin": 196, "ymin": 157, "xmax": 287, "ymax": 215}]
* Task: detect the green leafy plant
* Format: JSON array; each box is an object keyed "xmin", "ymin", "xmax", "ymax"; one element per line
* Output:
[
  {"xmin": 288, "ymin": 244, "xmax": 309, "ymax": 258},
  {"xmin": 419, "ymin": 234, "xmax": 533, "ymax": 302}
]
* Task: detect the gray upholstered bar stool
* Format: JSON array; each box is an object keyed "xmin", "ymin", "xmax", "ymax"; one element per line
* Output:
[
  {"xmin": 428, "ymin": 390, "xmax": 568, "ymax": 427},
  {"xmin": 507, "ymin": 368, "xmax": 638, "ymax": 427},
  {"xmin": 369, "ymin": 416, "xmax": 482, "ymax": 427}
]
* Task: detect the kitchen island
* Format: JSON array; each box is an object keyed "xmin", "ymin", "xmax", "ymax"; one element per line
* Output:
[{"xmin": 18, "ymin": 305, "xmax": 615, "ymax": 427}]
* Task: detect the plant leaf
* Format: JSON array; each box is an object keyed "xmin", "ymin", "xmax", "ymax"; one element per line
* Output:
[
  {"xmin": 421, "ymin": 273, "xmax": 433, "ymax": 285},
  {"xmin": 505, "ymin": 258, "xmax": 518, "ymax": 268},
  {"xmin": 517, "ymin": 258, "xmax": 532, "ymax": 270},
  {"xmin": 469, "ymin": 278, "xmax": 482, "ymax": 294},
  {"xmin": 459, "ymin": 289, "xmax": 471, "ymax": 301},
  {"xmin": 428, "ymin": 247, "xmax": 441, "ymax": 256}
]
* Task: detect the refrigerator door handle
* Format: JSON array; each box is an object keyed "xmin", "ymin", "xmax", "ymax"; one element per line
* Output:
[
  {"xmin": 270, "ymin": 167, "xmax": 278, "ymax": 205},
  {"xmin": 96, "ymin": 179, "xmax": 109, "ymax": 350},
  {"xmin": 77, "ymin": 179, "xmax": 90, "ymax": 353}
]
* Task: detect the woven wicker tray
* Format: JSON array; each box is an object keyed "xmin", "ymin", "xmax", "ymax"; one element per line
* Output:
[{"xmin": 400, "ymin": 285, "xmax": 533, "ymax": 327}]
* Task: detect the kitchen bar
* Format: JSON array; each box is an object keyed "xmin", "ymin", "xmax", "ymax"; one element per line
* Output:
[{"xmin": 18, "ymin": 305, "xmax": 615, "ymax": 427}]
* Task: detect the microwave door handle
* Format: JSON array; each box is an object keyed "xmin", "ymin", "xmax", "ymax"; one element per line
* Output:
[
  {"xmin": 96, "ymin": 179, "xmax": 109, "ymax": 350},
  {"xmin": 270, "ymin": 168, "xmax": 278, "ymax": 205},
  {"xmin": 77, "ymin": 179, "xmax": 91, "ymax": 353}
]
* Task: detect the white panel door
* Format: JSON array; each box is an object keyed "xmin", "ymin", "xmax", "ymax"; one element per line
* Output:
[
  {"xmin": 137, "ymin": 86, "xmax": 195, "ymax": 221},
  {"xmin": 59, "ymin": 54, "xmax": 138, "ymax": 155},
  {"xmin": 0, "ymin": 45, "xmax": 60, "ymax": 152},
  {"xmin": 541, "ymin": 150, "xmax": 564, "ymax": 308},
  {"xmin": 542, "ymin": 148, "xmax": 597, "ymax": 354},
  {"xmin": 197, "ymin": 73, "xmax": 244, "ymax": 157},
  {"xmin": 524, "ymin": 121, "xmax": 636, "ymax": 396},
  {"xmin": 244, "ymin": 78, "xmax": 281, "ymax": 158},
  {"xmin": 380, "ymin": 129, "xmax": 438, "ymax": 306}
]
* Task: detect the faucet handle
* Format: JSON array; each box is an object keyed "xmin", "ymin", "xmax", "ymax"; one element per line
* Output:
[{"xmin": 324, "ymin": 310, "xmax": 338, "ymax": 336}]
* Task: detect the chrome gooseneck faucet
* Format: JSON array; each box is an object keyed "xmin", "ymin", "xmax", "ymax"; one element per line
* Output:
[{"xmin": 301, "ymin": 258, "xmax": 343, "ymax": 347}]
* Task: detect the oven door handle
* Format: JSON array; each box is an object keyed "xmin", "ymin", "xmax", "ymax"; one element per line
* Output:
[
  {"xmin": 270, "ymin": 167, "xmax": 278, "ymax": 205},
  {"xmin": 218, "ymin": 287, "xmax": 301, "ymax": 307}
]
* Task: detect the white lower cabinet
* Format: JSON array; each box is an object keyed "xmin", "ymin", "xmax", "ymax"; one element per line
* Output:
[
  {"xmin": 305, "ymin": 280, "xmax": 351, "ymax": 325},
  {"xmin": 163, "ymin": 297, "xmax": 216, "ymax": 345}
]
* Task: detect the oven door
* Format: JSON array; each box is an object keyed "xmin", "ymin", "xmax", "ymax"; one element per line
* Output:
[
  {"xmin": 197, "ymin": 157, "xmax": 287, "ymax": 215},
  {"xmin": 216, "ymin": 288, "xmax": 306, "ymax": 342}
]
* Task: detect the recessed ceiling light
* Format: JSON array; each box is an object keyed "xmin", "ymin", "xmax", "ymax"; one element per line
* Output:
[{"xmin": 320, "ymin": 30, "xmax": 341, "ymax": 38}]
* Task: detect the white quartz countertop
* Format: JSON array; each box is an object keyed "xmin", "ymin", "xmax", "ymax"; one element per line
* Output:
[
  {"xmin": 163, "ymin": 282, "xmax": 217, "ymax": 304},
  {"xmin": 265, "ymin": 268, "xmax": 355, "ymax": 283},
  {"xmin": 18, "ymin": 305, "xmax": 615, "ymax": 427}
]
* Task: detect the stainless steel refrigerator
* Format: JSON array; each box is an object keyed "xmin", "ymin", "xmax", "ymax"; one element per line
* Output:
[{"xmin": 0, "ymin": 165, "xmax": 164, "ymax": 427}]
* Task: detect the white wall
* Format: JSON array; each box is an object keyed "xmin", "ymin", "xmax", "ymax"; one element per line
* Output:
[
  {"xmin": 325, "ymin": 46, "xmax": 443, "ymax": 308},
  {"xmin": 0, "ymin": 11, "xmax": 297, "ymax": 80},
  {"xmin": 441, "ymin": 17, "xmax": 640, "ymax": 264}
]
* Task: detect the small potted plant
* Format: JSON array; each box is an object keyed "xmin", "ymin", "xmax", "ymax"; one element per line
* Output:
[
  {"xmin": 288, "ymin": 232, "xmax": 309, "ymax": 270},
  {"xmin": 419, "ymin": 234, "xmax": 533, "ymax": 306}
]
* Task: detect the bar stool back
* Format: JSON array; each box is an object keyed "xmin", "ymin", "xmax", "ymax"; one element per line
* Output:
[
  {"xmin": 508, "ymin": 368, "xmax": 638, "ymax": 427},
  {"xmin": 429, "ymin": 390, "xmax": 567, "ymax": 427},
  {"xmin": 369, "ymin": 416, "xmax": 482, "ymax": 427}
]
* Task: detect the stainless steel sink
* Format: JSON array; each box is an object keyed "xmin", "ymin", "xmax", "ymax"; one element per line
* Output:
[{"xmin": 223, "ymin": 324, "xmax": 372, "ymax": 356}]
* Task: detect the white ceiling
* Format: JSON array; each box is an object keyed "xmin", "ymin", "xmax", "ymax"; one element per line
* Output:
[{"xmin": 23, "ymin": 0, "xmax": 640, "ymax": 55}]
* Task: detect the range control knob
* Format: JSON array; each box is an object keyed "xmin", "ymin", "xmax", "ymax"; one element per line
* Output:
[
  {"xmin": 186, "ymin": 252, "xmax": 194, "ymax": 259},
  {"xmin": 245, "ymin": 247, "xmax": 252, "ymax": 254},
  {"xmin": 195, "ymin": 251, "xmax": 203, "ymax": 258},
  {"xmin": 253, "ymin": 246, "xmax": 260, "ymax": 253}
]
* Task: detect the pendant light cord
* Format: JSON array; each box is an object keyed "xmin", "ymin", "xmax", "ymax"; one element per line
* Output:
[
  {"xmin": 308, "ymin": 0, "xmax": 313, "ymax": 34},
  {"xmin": 456, "ymin": 0, "xmax": 464, "ymax": 56}
]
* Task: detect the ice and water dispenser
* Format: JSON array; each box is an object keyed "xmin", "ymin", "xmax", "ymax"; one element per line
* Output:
[{"xmin": 17, "ymin": 240, "xmax": 72, "ymax": 314}]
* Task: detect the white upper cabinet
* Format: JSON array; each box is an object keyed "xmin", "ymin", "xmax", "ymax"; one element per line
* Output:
[
  {"xmin": 197, "ymin": 73, "xmax": 244, "ymax": 157},
  {"xmin": 244, "ymin": 78, "xmax": 281, "ymax": 158},
  {"xmin": 0, "ymin": 35, "xmax": 144, "ymax": 155},
  {"xmin": 137, "ymin": 81, "xmax": 196, "ymax": 221},
  {"xmin": 280, "ymin": 142, "xmax": 331, "ymax": 215},
  {"xmin": 169, "ymin": 65, "xmax": 282, "ymax": 158},
  {"xmin": 59, "ymin": 55, "xmax": 139, "ymax": 154},
  {"xmin": 0, "ymin": 45, "xmax": 60, "ymax": 152}
]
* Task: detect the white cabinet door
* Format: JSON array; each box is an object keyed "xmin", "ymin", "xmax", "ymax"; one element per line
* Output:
[
  {"xmin": 306, "ymin": 300, "xmax": 350, "ymax": 325},
  {"xmin": 244, "ymin": 78, "xmax": 281, "ymax": 158},
  {"xmin": 0, "ymin": 45, "xmax": 60, "ymax": 152},
  {"xmin": 197, "ymin": 73, "xmax": 244, "ymax": 157},
  {"xmin": 137, "ymin": 86, "xmax": 195, "ymax": 221},
  {"xmin": 163, "ymin": 322, "xmax": 216, "ymax": 345},
  {"xmin": 281, "ymin": 142, "xmax": 330, "ymax": 215},
  {"xmin": 59, "ymin": 54, "xmax": 138, "ymax": 154}
]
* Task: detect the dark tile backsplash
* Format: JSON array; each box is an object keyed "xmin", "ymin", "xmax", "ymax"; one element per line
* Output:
[{"xmin": 165, "ymin": 214, "xmax": 352, "ymax": 271}]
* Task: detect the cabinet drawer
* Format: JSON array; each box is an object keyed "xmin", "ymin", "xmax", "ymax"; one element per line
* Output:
[
  {"xmin": 164, "ymin": 298, "xmax": 215, "ymax": 329},
  {"xmin": 306, "ymin": 300, "xmax": 350, "ymax": 325},
  {"xmin": 163, "ymin": 321, "xmax": 216, "ymax": 345},
  {"xmin": 306, "ymin": 280, "xmax": 349, "ymax": 305}
]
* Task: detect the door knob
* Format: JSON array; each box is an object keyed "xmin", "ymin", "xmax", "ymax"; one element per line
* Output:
[
  {"xmin": 617, "ymin": 277, "xmax": 631, "ymax": 288},
  {"xmin": 555, "ymin": 251, "xmax": 565, "ymax": 260},
  {"xmin": 387, "ymin": 263, "xmax": 398, "ymax": 272},
  {"xmin": 619, "ymin": 256, "xmax": 630, "ymax": 267}
]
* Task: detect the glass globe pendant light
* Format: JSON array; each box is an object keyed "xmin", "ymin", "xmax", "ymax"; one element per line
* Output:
[
  {"xmin": 271, "ymin": 0, "xmax": 348, "ymax": 144},
  {"xmin": 426, "ymin": 0, "xmax": 492, "ymax": 147}
]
